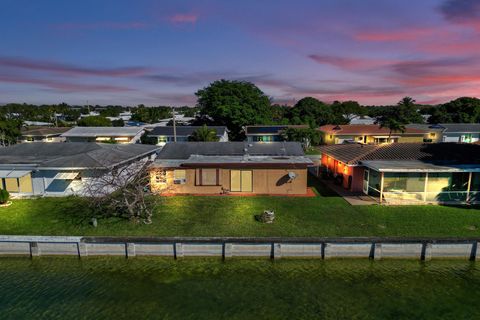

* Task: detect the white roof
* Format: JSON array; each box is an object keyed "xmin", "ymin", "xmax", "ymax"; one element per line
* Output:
[
  {"xmin": 61, "ymin": 127, "xmax": 144, "ymax": 138},
  {"xmin": 54, "ymin": 172, "xmax": 79, "ymax": 180},
  {"xmin": 0, "ymin": 170, "xmax": 31, "ymax": 178}
]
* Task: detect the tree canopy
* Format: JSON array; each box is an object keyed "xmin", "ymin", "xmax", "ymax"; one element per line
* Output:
[
  {"xmin": 428, "ymin": 97, "xmax": 480, "ymax": 124},
  {"xmin": 188, "ymin": 125, "xmax": 219, "ymax": 142},
  {"xmin": 77, "ymin": 116, "xmax": 112, "ymax": 127},
  {"xmin": 287, "ymin": 97, "xmax": 332, "ymax": 127},
  {"xmin": 195, "ymin": 80, "xmax": 273, "ymax": 140}
]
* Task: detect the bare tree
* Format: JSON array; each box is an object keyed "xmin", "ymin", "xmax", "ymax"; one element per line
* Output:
[{"xmin": 83, "ymin": 159, "xmax": 154, "ymax": 224}]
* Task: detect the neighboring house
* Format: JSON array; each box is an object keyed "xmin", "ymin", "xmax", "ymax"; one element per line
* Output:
[
  {"xmin": 61, "ymin": 127, "xmax": 145, "ymax": 143},
  {"xmin": 150, "ymin": 142, "xmax": 312, "ymax": 195},
  {"xmin": 147, "ymin": 126, "xmax": 228, "ymax": 146},
  {"xmin": 349, "ymin": 116, "xmax": 376, "ymax": 125},
  {"xmin": 407, "ymin": 123, "xmax": 480, "ymax": 143},
  {"xmin": 317, "ymin": 143, "xmax": 480, "ymax": 205},
  {"xmin": 23, "ymin": 121, "xmax": 53, "ymax": 126},
  {"xmin": 245, "ymin": 125, "xmax": 308, "ymax": 142},
  {"xmin": 18, "ymin": 127, "xmax": 70, "ymax": 143},
  {"xmin": 0, "ymin": 143, "xmax": 159, "ymax": 197},
  {"xmin": 318, "ymin": 124, "xmax": 434, "ymax": 144}
]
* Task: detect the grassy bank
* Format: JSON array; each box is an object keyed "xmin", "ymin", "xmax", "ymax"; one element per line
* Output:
[{"xmin": 0, "ymin": 178, "xmax": 479, "ymax": 237}]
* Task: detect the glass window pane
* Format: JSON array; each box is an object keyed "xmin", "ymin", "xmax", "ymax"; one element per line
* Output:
[{"xmin": 201, "ymin": 169, "xmax": 217, "ymax": 186}]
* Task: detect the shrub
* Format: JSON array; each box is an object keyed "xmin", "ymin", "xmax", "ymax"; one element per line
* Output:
[{"xmin": 0, "ymin": 189, "xmax": 10, "ymax": 204}]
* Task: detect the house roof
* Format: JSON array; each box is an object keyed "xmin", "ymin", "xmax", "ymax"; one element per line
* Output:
[
  {"xmin": 61, "ymin": 126, "xmax": 144, "ymax": 138},
  {"xmin": 318, "ymin": 143, "xmax": 480, "ymax": 165},
  {"xmin": 148, "ymin": 126, "xmax": 227, "ymax": 137},
  {"xmin": 406, "ymin": 123, "xmax": 480, "ymax": 133},
  {"xmin": 21, "ymin": 127, "xmax": 70, "ymax": 137},
  {"xmin": 158, "ymin": 142, "xmax": 305, "ymax": 159},
  {"xmin": 245, "ymin": 125, "xmax": 308, "ymax": 135},
  {"xmin": 154, "ymin": 142, "xmax": 311, "ymax": 168},
  {"xmin": 0, "ymin": 143, "xmax": 159, "ymax": 169},
  {"xmin": 318, "ymin": 124, "xmax": 427, "ymax": 135},
  {"xmin": 361, "ymin": 160, "xmax": 480, "ymax": 173}
]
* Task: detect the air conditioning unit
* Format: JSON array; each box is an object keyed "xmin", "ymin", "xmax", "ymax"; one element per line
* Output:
[{"xmin": 174, "ymin": 178, "xmax": 186, "ymax": 184}]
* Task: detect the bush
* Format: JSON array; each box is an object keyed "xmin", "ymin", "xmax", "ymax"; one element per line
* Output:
[{"xmin": 0, "ymin": 189, "xmax": 10, "ymax": 204}]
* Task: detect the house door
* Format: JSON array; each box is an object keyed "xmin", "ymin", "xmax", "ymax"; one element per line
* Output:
[
  {"xmin": 362, "ymin": 169, "xmax": 369, "ymax": 194},
  {"xmin": 230, "ymin": 170, "xmax": 253, "ymax": 192}
]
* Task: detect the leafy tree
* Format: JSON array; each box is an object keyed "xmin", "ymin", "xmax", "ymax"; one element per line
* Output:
[
  {"xmin": 131, "ymin": 105, "xmax": 172, "ymax": 124},
  {"xmin": 428, "ymin": 97, "xmax": 480, "ymax": 124},
  {"xmin": 331, "ymin": 100, "xmax": 365, "ymax": 124},
  {"xmin": 287, "ymin": 97, "xmax": 332, "ymax": 127},
  {"xmin": 188, "ymin": 125, "xmax": 219, "ymax": 141},
  {"xmin": 99, "ymin": 106, "xmax": 123, "ymax": 118},
  {"xmin": 0, "ymin": 117, "xmax": 22, "ymax": 146},
  {"xmin": 77, "ymin": 116, "xmax": 112, "ymax": 127},
  {"xmin": 111, "ymin": 119, "xmax": 125, "ymax": 127},
  {"xmin": 195, "ymin": 80, "xmax": 273, "ymax": 140},
  {"xmin": 282, "ymin": 127, "xmax": 321, "ymax": 148}
]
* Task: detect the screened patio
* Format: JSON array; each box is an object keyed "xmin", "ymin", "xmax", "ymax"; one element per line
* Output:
[{"xmin": 361, "ymin": 160, "xmax": 480, "ymax": 204}]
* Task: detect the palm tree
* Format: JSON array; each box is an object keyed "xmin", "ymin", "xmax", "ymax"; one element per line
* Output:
[
  {"xmin": 188, "ymin": 125, "xmax": 219, "ymax": 142},
  {"xmin": 376, "ymin": 116, "xmax": 406, "ymax": 141}
]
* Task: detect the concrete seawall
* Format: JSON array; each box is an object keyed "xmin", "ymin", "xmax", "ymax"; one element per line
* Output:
[{"xmin": 1, "ymin": 236, "xmax": 480, "ymax": 260}]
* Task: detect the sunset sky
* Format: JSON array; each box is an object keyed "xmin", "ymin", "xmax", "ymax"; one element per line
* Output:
[{"xmin": 1, "ymin": 0, "xmax": 479, "ymax": 106}]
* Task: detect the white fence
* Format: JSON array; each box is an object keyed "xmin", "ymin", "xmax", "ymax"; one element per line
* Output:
[{"xmin": 0, "ymin": 236, "xmax": 479, "ymax": 260}]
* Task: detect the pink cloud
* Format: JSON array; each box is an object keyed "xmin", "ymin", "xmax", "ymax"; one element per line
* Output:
[
  {"xmin": 0, "ymin": 75, "xmax": 133, "ymax": 93},
  {"xmin": 0, "ymin": 57, "xmax": 149, "ymax": 77},
  {"xmin": 168, "ymin": 13, "xmax": 198, "ymax": 24},
  {"xmin": 308, "ymin": 54, "xmax": 396, "ymax": 71},
  {"xmin": 354, "ymin": 27, "xmax": 434, "ymax": 42}
]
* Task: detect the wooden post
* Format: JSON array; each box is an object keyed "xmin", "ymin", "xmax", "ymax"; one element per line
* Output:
[
  {"xmin": 466, "ymin": 172, "xmax": 472, "ymax": 203},
  {"xmin": 379, "ymin": 172, "xmax": 384, "ymax": 203}
]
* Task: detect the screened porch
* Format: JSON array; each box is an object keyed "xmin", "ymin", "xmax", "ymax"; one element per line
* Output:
[{"xmin": 361, "ymin": 161, "xmax": 480, "ymax": 204}]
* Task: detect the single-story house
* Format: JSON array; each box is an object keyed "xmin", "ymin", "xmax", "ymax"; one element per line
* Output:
[
  {"xmin": 18, "ymin": 127, "xmax": 70, "ymax": 143},
  {"xmin": 407, "ymin": 123, "xmax": 480, "ymax": 143},
  {"xmin": 0, "ymin": 143, "xmax": 159, "ymax": 197},
  {"xmin": 245, "ymin": 125, "xmax": 308, "ymax": 142},
  {"xmin": 317, "ymin": 143, "xmax": 480, "ymax": 205},
  {"xmin": 146, "ymin": 126, "xmax": 228, "ymax": 146},
  {"xmin": 61, "ymin": 126, "xmax": 145, "ymax": 143},
  {"xmin": 150, "ymin": 142, "xmax": 312, "ymax": 195},
  {"xmin": 318, "ymin": 124, "xmax": 435, "ymax": 144}
]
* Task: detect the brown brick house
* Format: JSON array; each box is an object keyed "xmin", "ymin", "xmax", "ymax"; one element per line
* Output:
[{"xmin": 150, "ymin": 142, "xmax": 312, "ymax": 195}]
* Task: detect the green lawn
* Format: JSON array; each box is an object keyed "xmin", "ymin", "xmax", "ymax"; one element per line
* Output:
[{"xmin": 0, "ymin": 176, "xmax": 479, "ymax": 237}]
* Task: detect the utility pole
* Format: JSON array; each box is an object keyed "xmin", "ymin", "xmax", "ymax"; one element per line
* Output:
[{"xmin": 172, "ymin": 106, "xmax": 177, "ymax": 142}]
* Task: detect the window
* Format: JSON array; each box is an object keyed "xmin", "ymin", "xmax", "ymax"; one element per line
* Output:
[
  {"xmin": 5, "ymin": 178, "xmax": 19, "ymax": 193},
  {"xmin": 196, "ymin": 169, "xmax": 219, "ymax": 186},
  {"xmin": 158, "ymin": 136, "xmax": 167, "ymax": 143},
  {"xmin": 26, "ymin": 137, "xmax": 34, "ymax": 142},
  {"xmin": 230, "ymin": 170, "xmax": 253, "ymax": 192},
  {"xmin": 174, "ymin": 170, "xmax": 186, "ymax": 184}
]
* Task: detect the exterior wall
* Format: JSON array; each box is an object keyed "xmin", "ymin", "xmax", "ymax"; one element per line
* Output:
[
  {"xmin": 65, "ymin": 135, "xmax": 138, "ymax": 143},
  {"xmin": 150, "ymin": 167, "xmax": 308, "ymax": 195},
  {"xmin": 320, "ymin": 154, "xmax": 363, "ymax": 192},
  {"xmin": 443, "ymin": 133, "xmax": 480, "ymax": 143},
  {"xmin": 351, "ymin": 166, "xmax": 365, "ymax": 192},
  {"xmin": 19, "ymin": 136, "xmax": 66, "ymax": 143},
  {"xmin": 320, "ymin": 132, "xmax": 426, "ymax": 145}
]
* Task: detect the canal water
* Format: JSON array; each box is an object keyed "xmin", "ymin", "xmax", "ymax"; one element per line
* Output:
[{"xmin": 1, "ymin": 258, "xmax": 479, "ymax": 319}]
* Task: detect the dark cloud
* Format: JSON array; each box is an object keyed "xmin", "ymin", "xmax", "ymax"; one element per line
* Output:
[
  {"xmin": 0, "ymin": 56, "xmax": 150, "ymax": 77},
  {"xmin": 0, "ymin": 75, "xmax": 133, "ymax": 93},
  {"xmin": 439, "ymin": 0, "xmax": 480, "ymax": 23}
]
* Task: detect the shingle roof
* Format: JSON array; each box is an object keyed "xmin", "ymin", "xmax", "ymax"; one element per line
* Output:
[
  {"xmin": 158, "ymin": 142, "xmax": 305, "ymax": 159},
  {"xmin": 318, "ymin": 124, "xmax": 427, "ymax": 135},
  {"xmin": 61, "ymin": 127, "xmax": 144, "ymax": 137},
  {"xmin": 21, "ymin": 127, "xmax": 70, "ymax": 137},
  {"xmin": 406, "ymin": 123, "xmax": 480, "ymax": 133},
  {"xmin": 0, "ymin": 143, "xmax": 159, "ymax": 169},
  {"xmin": 148, "ymin": 126, "xmax": 227, "ymax": 137},
  {"xmin": 318, "ymin": 143, "xmax": 480, "ymax": 165}
]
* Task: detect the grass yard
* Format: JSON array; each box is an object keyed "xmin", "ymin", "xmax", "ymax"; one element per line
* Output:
[{"xmin": 0, "ymin": 176, "xmax": 479, "ymax": 237}]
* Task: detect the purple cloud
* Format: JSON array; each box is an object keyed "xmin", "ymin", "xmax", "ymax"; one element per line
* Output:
[{"xmin": 0, "ymin": 56, "xmax": 149, "ymax": 77}]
